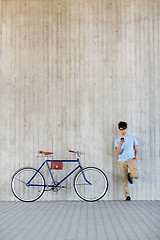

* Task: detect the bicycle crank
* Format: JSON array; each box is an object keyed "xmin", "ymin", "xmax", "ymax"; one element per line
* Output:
[
  {"xmin": 51, "ymin": 181, "xmax": 64, "ymax": 192},
  {"xmin": 44, "ymin": 181, "xmax": 66, "ymax": 192}
]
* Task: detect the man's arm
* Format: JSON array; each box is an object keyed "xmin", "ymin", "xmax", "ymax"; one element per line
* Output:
[
  {"xmin": 116, "ymin": 139, "xmax": 125, "ymax": 155},
  {"xmin": 134, "ymin": 146, "xmax": 138, "ymax": 160}
]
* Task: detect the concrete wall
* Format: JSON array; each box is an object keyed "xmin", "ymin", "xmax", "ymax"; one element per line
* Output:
[{"xmin": 0, "ymin": 0, "xmax": 160, "ymax": 201}]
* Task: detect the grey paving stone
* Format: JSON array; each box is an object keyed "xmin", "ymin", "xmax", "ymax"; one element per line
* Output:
[{"xmin": 0, "ymin": 201, "xmax": 159, "ymax": 240}]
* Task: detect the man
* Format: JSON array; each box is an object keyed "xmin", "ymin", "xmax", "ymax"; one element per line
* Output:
[{"xmin": 115, "ymin": 121, "xmax": 139, "ymax": 201}]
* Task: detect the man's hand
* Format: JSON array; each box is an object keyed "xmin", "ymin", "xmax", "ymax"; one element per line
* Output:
[
  {"xmin": 134, "ymin": 146, "xmax": 138, "ymax": 160},
  {"xmin": 120, "ymin": 139, "xmax": 125, "ymax": 145}
]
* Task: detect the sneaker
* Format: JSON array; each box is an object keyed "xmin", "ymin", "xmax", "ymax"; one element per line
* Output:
[
  {"xmin": 128, "ymin": 173, "xmax": 133, "ymax": 184},
  {"xmin": 125, "ymin": 196, "xmax": 131, "ymax": 201}
]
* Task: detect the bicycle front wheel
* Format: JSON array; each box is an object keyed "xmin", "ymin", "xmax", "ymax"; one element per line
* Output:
[
  {"xmin": 74, "ymin": 167, "xmax": 108, "ymax": 202},
  {"xmin": 11, "ymin": 167, "xmax": 45, "ymax": 202}
]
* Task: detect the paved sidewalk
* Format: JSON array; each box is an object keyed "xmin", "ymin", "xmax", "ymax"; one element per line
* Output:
[{"xmin": 0, "ymin": 201, "xmax": 160, "ymax": 240}]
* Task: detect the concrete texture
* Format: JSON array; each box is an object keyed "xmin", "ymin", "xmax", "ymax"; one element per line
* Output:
[{"xmin": 1, "ymin": 0, "xmax": 160, "ymax": 201}]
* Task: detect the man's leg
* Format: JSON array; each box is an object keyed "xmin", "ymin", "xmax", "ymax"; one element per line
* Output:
[
  {"xmin": 118, "ymin": 161, "xmax": 130, "ymax": 198},
  {"xmin": 127, "ymin": 159, "xmax": 139, "ymax": 180}
]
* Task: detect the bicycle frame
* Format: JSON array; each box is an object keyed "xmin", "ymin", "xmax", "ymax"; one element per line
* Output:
[{"xmin": 27, "ymin": 158, "xmax": 91, "ymax": 188}]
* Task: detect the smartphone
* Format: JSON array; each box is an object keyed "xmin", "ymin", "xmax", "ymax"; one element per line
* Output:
[{"xmin": 121, "ymin": 137, "xmax": 124, "ymax": 141}]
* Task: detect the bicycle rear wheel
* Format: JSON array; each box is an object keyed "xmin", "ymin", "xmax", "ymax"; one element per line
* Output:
[
  {"xmin": 74, "ymin": 167, "xmax": 108, "ymax": 202},
  {"xmin": 11, "ymin": 167, "xmax": 45, "ymax": 202}
]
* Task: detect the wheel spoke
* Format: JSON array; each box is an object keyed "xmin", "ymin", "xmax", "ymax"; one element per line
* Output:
[{"xmin": 14, "ymin": 178, "xmax": 27, "ymax": 185}]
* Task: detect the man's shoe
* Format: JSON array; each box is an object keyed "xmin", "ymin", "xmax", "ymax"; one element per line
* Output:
[
  {"xmin": 125, "ymin": 196, "xmax": 131, "ymax": 201},
  {"xmin": 128, "ymin": 173, "xmax": 133, "ymax": 184}
]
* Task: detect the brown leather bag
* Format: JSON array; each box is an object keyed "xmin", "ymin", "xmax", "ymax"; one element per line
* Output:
[{"xmin": 51, "ymin": 161, "xmax": 63, "ymax": 170}]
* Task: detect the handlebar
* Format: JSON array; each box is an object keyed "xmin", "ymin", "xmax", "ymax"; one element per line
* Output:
[
  {"xmin": 69, "ymin": 150, "xmax": 84, "ymax": 158},
  {"xmin": 69, "ymin": 150, "xmax": 77, "ymax": 153}
]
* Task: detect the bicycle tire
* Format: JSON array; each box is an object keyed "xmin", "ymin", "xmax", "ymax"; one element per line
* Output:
[
  {"xmin": 73, "ymin": 167, "xmax": 108, "ymax": 202},
  {"xmin": 11, "ymin": 167, "xmax": 45, "ymax": 202}
]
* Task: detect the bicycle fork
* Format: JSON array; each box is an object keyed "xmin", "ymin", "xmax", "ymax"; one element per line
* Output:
[{"xmin": 77, "ymin": 160, "xmax": 92, "ymax": 185}]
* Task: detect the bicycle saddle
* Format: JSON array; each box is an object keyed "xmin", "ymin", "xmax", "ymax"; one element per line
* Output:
[{"xmin": 39, "ymin": 150, "xmax": 53, "ymax": 155}]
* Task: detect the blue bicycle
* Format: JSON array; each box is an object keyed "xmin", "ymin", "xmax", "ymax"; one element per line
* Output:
[{"xmin": 11, "ymin": 150, "xmax": 108, "ymax": 202}]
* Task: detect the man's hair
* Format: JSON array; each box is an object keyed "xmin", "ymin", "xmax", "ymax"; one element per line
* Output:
[{"xmin": 118, "ymin": 121, "xmax": 127, "ymax": 129}]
